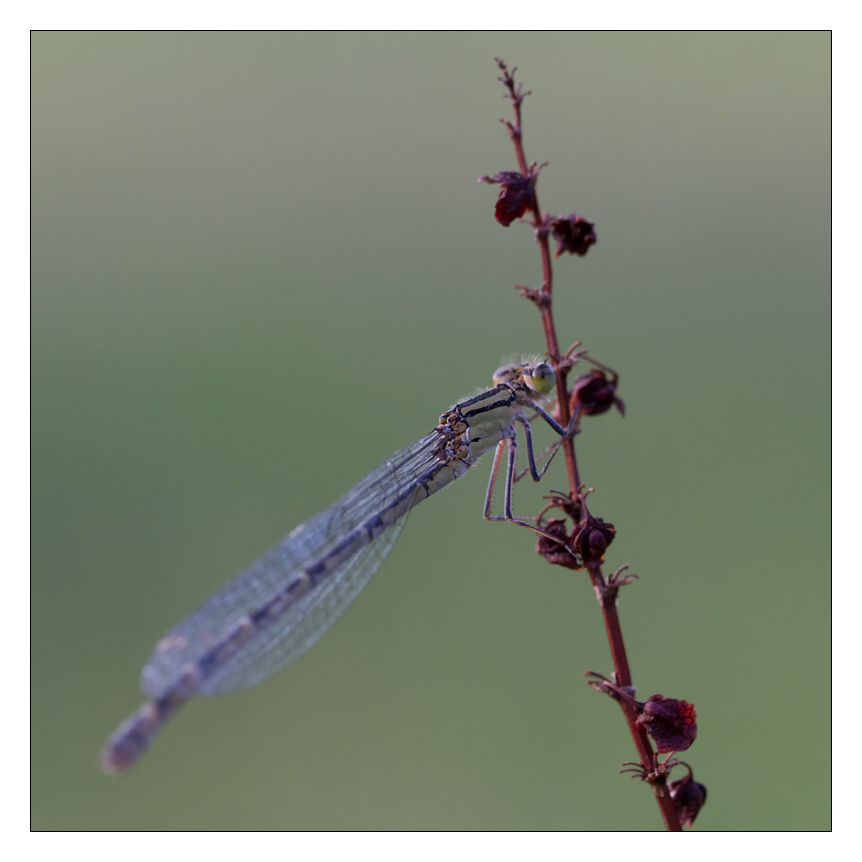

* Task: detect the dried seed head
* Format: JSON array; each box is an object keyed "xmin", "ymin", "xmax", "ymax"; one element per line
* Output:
[
  {"xmin": 572, "ymin": 513, "xmax": 616, "ymax": 565},
  {"xmin": 478, "ymin": 171, "xmax": 537, "ymax": 226},
  {"xmin": 550, "ymin": 213, "xmax": 597, "ymax": 257},
  {"xmin": 535, "ymin": 518, "xmax": 582, "ymax": 570},
  {"xmin": 669, "ymin": 768, "xmax": 708, "ymax": 828},
  {"xmin": 570, "ymin": 369, "xmax": 625, "ymax": 417},
  {"xmin": 635, "ymin": 695, "xmax": 698, "ymax": 753}
]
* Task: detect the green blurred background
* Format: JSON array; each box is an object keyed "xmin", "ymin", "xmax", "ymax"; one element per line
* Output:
[{"xmin": 31, "ymin": 32, "xmax": 830, "ymax": 830}]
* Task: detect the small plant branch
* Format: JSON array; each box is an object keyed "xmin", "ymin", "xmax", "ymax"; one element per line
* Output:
[
  {"xmin": 496, "ymin": 58, "xmax": 579, "ymax": 494},
  {"xmin": 487, "ymin": 58, "xmax": 698, "ymax": 831}
]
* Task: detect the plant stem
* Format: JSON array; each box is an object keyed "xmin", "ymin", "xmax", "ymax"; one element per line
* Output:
[
  {"xmin": 495, "ymin": 59, "xmax": 682, "ymax": 831},
  {"xmin": 499, "ymin": 68, "xmax": 580, "ymax": 494}
]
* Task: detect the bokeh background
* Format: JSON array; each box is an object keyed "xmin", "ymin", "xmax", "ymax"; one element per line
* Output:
[{"xmin": 31, "ymin": 32, "xmax": 830, "ymax": 830}]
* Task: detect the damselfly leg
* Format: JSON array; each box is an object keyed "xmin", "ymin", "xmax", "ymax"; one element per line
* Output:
[{"xmin": 483, "ymin": 405, "xmax": 581, "ymax": 553}]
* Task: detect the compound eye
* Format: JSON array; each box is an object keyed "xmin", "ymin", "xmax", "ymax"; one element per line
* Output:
[{"xmin": 527, "ymin": 362, "xmax": 556, "ymax": 394}]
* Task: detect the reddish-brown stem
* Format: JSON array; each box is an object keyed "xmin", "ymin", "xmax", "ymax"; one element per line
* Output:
[
  {"xmin": 498, "ymin": 65, "xmax": 580, "ymax": 494},
  {"xmin": 591, "ymin": 569, "xmax": 632, "ymax": 686},
  {"xmin": 588, "ymin": 564, "xmax": 681, "ymax": 830},
  {"xmin": 496, "ymin": 59, "xmax": 682, "ymax": 831}
]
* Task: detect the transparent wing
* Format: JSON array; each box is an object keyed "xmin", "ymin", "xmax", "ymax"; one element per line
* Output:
[
  {"xmin": 141, "ymin": 432, "xmax": 442, "ymax": 699},
  {"xmin": 200, "ymin": 514, "xmax": 407, "ymax": 695}
]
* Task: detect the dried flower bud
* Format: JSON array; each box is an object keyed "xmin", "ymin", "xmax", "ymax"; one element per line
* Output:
[
  {"xmin": 535, "ymin": 518, "xmax": 582, "ymax": 570},
  {"xmin": 669, "ymin": 768, "xmax": 708, "ymax": 827},
  {"xmin": 636, "ymin": 695, "xmax": 698, "ymax": 753},
  {"xmin": 572, "ymin": 513, "xmax": 616, "ymax": 565},
  {"xmin": 570, "ymin": 369, "xmax": 625, "ymax": 417},
  {"xmin": 550, "ymin": 213, "xmax": 596, "ymax": 257},
  {"xmin": 478, "ymin": 171, "xmax": 537, "ymax": 226}
]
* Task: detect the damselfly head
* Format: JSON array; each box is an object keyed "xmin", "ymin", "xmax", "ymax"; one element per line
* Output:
[{"xmin": 493, "ymin": 361, "xmax": 556, "ymax": 395}]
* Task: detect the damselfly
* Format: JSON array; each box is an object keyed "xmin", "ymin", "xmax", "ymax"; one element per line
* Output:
[{"xmin": 101, "ymin": 360, "xmax": 580, "ymax": 773}]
